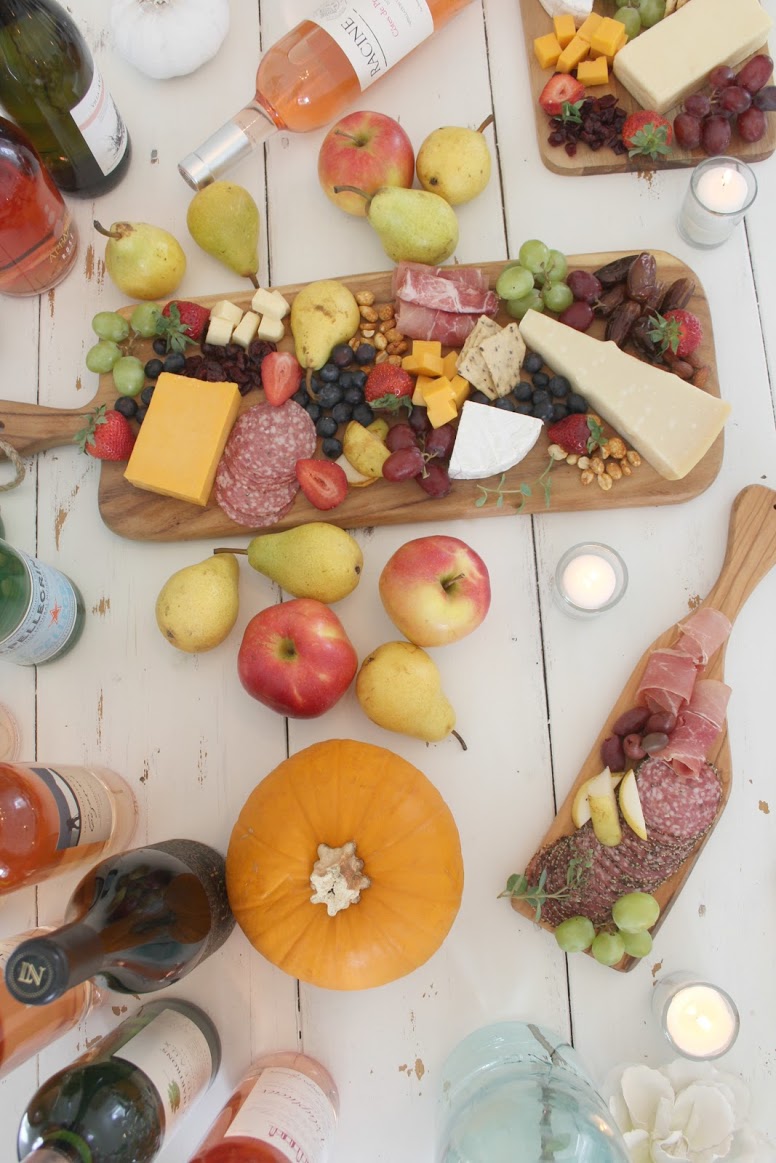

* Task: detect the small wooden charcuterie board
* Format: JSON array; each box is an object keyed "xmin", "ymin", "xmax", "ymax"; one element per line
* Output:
[
  {"xmin": 0, "ymin": 251, "xmax": 722, "ymax": 542},
  {"xmin": 519, "ymin": 0, "xmax": 776, "ymax": 176},
  {"xmin": 511, "ymin": 484, "xmax": 776, "ymax": 969}
]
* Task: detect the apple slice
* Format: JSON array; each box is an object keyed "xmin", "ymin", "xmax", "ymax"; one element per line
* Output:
[
  {"xmin": 585, "ymin": 766, "xmax": 623, "ymax": 847},
  {"xmin": 571, "ymin": 768, "xmax": 624, "ymax": 828},
  {"xmin": 618, "ymin": 769, "xmax": 648, "ymax": 841}
]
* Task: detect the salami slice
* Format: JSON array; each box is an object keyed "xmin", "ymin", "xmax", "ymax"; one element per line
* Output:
[
  {"xmin": 215, "ymin": 458, "xmax": 298, "ymax": 527},
  {"xmin": 636, "ymin": 757, "xmax": 721, "ymax": 840},
  {"xmin": 223, "ymin": 401, "xmax": 315, "ymax": 483}
]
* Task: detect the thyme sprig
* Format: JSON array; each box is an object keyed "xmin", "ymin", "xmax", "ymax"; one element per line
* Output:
[
  {"xmin": 498, "ymin": 854, "xmax": 591, "ymax": 922},
  {"xmin": 474, "ymin": 455, "xmax": 555, "ymax": 512}
]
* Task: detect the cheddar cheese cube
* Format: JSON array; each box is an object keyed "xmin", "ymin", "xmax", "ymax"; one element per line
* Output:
[
  {"xmin": 426, "ymin": 388, "xmax": 458, "ymax": 428},
  {"xmin": 553, "ymin": 14, "xmax": 577, "ymax": 48},
  {"xmin": 590, "ymin": 17, "xmax": 627, "ymax": 61},
  {"xmin": 442, "ymin": 350, "xmax": 460, "ymax": 381},
  {"xmin": 556, "ymin": 34, "xmax": 589, "ymax": 74},
  {"xmin": 124, "ymin": 372, "xmax": 241, "ymax": 506},
  {"xmin": 449, "ymin": 375, "xmax": 470, "ymax": 410},
  {"xmin": 533, "ymin": 32, "xmax": 562, "ymax": 70},
  {"xmin": 412, "ymin": 374, "xmax": 439, "ymax": 406},
  {"xmin": 402, "ymin": 350, "xmax": 445, "ymax": 377},
  {"xmin": 576, "ymin": 12, "xmax": 603, "ymax": 42},
  {"xmin": 576, "ymin": 56, "xmax": 609, "ymax": 87}
]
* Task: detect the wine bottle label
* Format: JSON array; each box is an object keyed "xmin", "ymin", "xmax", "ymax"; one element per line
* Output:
[
  {"xmin": 70, "ymin": 67, "xmax": 129, "ymax": 177},
  {"xmin": 310, "ymin": 0, "xmax": 433, "ymax": 90},
  {"xmin": 224, "ymin": 1067, "xmax": 336, "ymax": 1162},
  {"xmin": 0, "ymin": 551, "xmax": 78, "ymax": 665},
  {"xmin": 29, "ymin": 766, "xmax": 114, "ymax": 849},
  {"xmin": 116, "ymin": 1008, "xmax": 214, "ymax": 1137}
]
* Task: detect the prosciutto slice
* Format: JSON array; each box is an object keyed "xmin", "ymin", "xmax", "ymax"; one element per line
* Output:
[
  {"xmin": 661, "ymin": 679, "xmax": 731, "ymax": 777},
  {"xmin": 395, "ymin": 299, "xmax": 478, "ymax": 346},
  {"xmin": 391, "ymin": 261, "xmax": 490, "ymax": 297},
  {"xmin": 635, "ymin": 648, "xmax": 698, "ymax": 717},
  {"xmin": 394, "ymin": 265, "xmax": 499, "ymax": 315},
  {"xmin": 675, "ymin": 607, "xmax": 732, "ymax": 666}
]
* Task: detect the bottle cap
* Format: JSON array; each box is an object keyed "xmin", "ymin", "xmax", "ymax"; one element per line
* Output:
[
  {"xmin": 0, "ymin": 703, "xmax": 20, "ymax": 761},
  {"xmin": 178, "ymin": 122, "xmax": 255, "ymax": 190},
  {"xmin": 5, "ymin": 940, "xmax": 68, "ymax": 1004}
]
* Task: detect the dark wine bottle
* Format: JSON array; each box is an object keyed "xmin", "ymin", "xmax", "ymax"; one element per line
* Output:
[
  {"xmin": 0, "ymin": 0, "xmax": 131, "ymax": 196},
  {"xmin": 17, "ymin": 998, "xmax": 221, "ymax": 1162},
  {"xmin": 5, "ymin": 839, "xmax": 235, "ymax": 1004}
]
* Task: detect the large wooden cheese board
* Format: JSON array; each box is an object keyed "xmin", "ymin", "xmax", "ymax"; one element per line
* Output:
[
  {"xmin": 0, "ymin": 252, "xmax": 723, "ymax": 542},
  {"xmin": 510, "ymin": 484, "xmax": 776, "ymax": 970},
  {"xmin": 520, "ymin": 0, "xmax": 776, "ymax": 176}
]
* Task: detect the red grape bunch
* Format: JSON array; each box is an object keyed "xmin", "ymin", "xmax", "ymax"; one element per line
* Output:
[{"xmin": 674, "ymin": 54, "xmax": 776, "ymax": 155}]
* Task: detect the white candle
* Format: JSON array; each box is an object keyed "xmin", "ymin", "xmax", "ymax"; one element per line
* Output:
[
  {"xmin": 695, "ymin": 166, "xmax": 748, "ymax": 213},
  {"xmin": 665, "ymin": 984, "xmax": 739, "ymax": 1058},
  {"xmin": 678, "ymin": 157, "xmax": 756, "ymax": 248},
  {"xmin": 561, "ymin": 554, "xmax": 617, "ymax": 610}
]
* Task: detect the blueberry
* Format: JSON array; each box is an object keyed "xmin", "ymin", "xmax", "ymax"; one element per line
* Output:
[
  {"xmin": 317, "ymin": 384, "xmax": 343, "ymax": 410},
  {"xmin": 532, "ymin": 400, "xmax": 556, "ymax": 422},
  {"xmin": 354, "ymin": 343, "xmax": 376, "ymax": 365},
  {"xmin": 163, "ymin": 352, "xmax": 186, "ymax": 373},
  {"xmin": 152, "ymin": 337, "xmax": 167, "ymax": 356},
  {"xmin": 316, "ymin": 415, "xmax": 338, "ymax": 438},
  {"xmin": 470, "ymin": 390, "xmax": 492, "ymax": 405},
  {"xmin": 350, "ymin": 369, "xmax": 367, "ymax": 389},
  {"xmin": 135, "ymin": 405, "xmax": 149, "ymax": 424},
  {"xmin": 140, "ymin": 385, "xmax": 155, "ymax": 406},
  {"xmin": 512, "ymin": 380, "xmax": 533, "ymax": 402},
  {"xmin": 144, "ymin": 358, "xmax": 164, "ymax": 380},
  {"xmin": 551, "ymin": 403, "xmax": 569, "ymax": 422},
  {"xmin": 331, "ymin": 401, "xmax": 353, "ymax": 425},
  {"xmin": 321, "ymin": 437, "xmax": 343, "ymax": 459},
  {"xmin": 319, "ymin": 362, "xmax": 340, "ymax": 383},
  {"xmin": 309, "ymin": 373, "xmax": 325, "ymax": 394},
  {"xmin": 306, "ymin": 403, "xmax": 322, "ymax": 423},
  {"xmin": 352, "ymin": 402, "xmax": 375, "ymax": 426},
  {"xmin": 515, "ymin": 402, "xmax": 534, "ymax": 416},
  {"xmin": 567, "ymin": 392, "xmax": 588, "ymax": 414},
  {"xmin": 531, "ymin": 371, "xmax": 549, "ymax": 389},
  {"xmin": 330, "ymin": 343, "xmax": 353, "ymax": 367},
  {"xmin": 344, "ymin": 384, "xmax": 365, "ymax": 406},
  {"xmin": 549, "ymin": 375, "xmax": 570, "ymax": 398},
  {"xmin": 494, "ymin": 397, "xmax": 515, "ymax": 410},
  {"xmin": 293, "ymin": 388, "xmax": 310, "ymax": 407},
  {"xmin": 531, "ymin": 388, "xmax": 550, "ymax": 407},
  {"xmin": 338, "ymin": 371, "xmax": 353, "ymax": 391},
  {"xmin": 523, "ymin": 351, "xmax": 543, "ymax": 374},
  {"xmin": 114, "ymin": 395, "xmax": 138, "ymax": 419}
]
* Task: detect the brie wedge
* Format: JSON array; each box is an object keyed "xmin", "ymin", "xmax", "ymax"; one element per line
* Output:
[
  {"xmin": 538, "ymin": 0, "xmax": 592, "ymax": 20},
  {"xmin": 448, "ymin": 401, "xmax": 543, "ymax": 480}
]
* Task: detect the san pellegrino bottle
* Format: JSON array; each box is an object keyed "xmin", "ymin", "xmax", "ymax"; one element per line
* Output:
[
  {"xmin": 0, "ymin": 0, "xmax": 131, "ymax": 196},
  {"xmin": 190, "ymin": 1051, "xmax": 338, "ymax": 1163},
  {"xmin": 0, "ymin": 926, "xmax": 102, "ymax": 1079},
  {"xmin": 0, "ymin": 762, "xmax": 137, "ymax": 895},
  {"xmin": 17, "ymin": 998, "xmax": 221, "ymax": 1162},
  {"xmin": 0, "ymin": 538, "xmax": 85, "ymax": 665},
  {"xmin": 437, "ymin": 1022, "xmax": 630, "ymax": 1163},
  {"xmin": 5, "ymin": 839, "xmax": 235, "ymax": 1003},
  {"xmin": 0, "ymin": 116, "xmax": 78, "ymax": 297},
  {"xmin": 179, "ymin": 0, "xmax": 473, "ymax": 188}
]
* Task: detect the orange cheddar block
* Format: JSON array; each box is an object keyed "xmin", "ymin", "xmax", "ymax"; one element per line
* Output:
[
  {"xmin": 590, "ymin": 17, "xmax": 627, "ymax": 61},
  {"xmin": 449, "ymin": 375, "xmax": 470, "ymax": 410},
  {"xmin": 534, "ymin": 32, "xmax": 562, "ymax": 70},
  {"xmin": 442, "ymin": 350, "xmax": 461, "ymax": 381},
  {"xmin": 556, "ymin": 34, "xmax": 589, "ymax": 74},
  {"xmin": 425, "ymin": 384, "xmax": 458, "ymax": 428},
  {"xmin": 553, "ymin": 14, "xmax": 577, "ymax": 48},
  {"xmin": 576, "ymin": 12, "xmax": 603, "ymax": 42},
  {"xmin": 412, "ymin": 374, "xmax": 439, "ymax": 406},
  {"xmin": 577, "ymin": 56, "xmax": 609, "ymax": 87},
  {"xmin": 402, "ymin": 351, "xmax": 445, "ymax": 377},
  {"xmin": 124, "ymin": 372, "xmax": 241, "ymax": 506}
]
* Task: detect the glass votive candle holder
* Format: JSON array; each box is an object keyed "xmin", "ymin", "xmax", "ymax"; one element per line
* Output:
[
  {"xmin": 553, "ymin": 542, "xmax": 628, "ymax": 618},
  {"xmin": 0, "ymin": 703, "xmax": 20, "ymax": 761},
  {"xmin": 677, "ymin": 156, "xmax": 757, "ymax": 249},
  {"xmin": 652, "ymin": 971, "xmax": 740, "ymax": 1060}
]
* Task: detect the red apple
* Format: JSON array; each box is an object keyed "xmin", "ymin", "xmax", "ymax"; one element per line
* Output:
[
  {"xmin": 379, "ymin": 536, "xmax": 491, "ymax": 647},
  {"xmin": 318, "ymin": 110, "xmax": 415, "ymax": 217},
  {"xmin": 238, "ymin": 598, "xmax": 357, "ymax": 718}
]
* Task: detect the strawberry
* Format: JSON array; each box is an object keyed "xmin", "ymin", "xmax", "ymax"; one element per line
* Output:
[
  {"xmin": 261, "ymin": 351, "xmax": 303, "ymax": 406},
  {"xmin": 648, "ymin": 309, "xmax": 703, "ymax": 357},
  {"xmin": 546, "ymin": 413, "xmax": 603, "ymax": 456},
  {"xmin": 75, "ymin": 405, "xmax": 136, "ymax": 462},
  {"xmin": 622, "ymin": 111, "xmax": 673, "ymax": 160},
  {"xmin": 295, "ymin": 458, "xmax": 348, "ymax": 511},
  {"xmin": 363, "ymin": 364, "xmax": 413, "ymax": 411},
  {"xmin": 539, "ymin": 74, "xmax": 586, "ymax": 117},
  {"xmin": 157, "ymin": 301, "xmax": 210, "ymax": 351}
]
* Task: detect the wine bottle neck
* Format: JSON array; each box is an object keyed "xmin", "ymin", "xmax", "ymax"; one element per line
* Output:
[
  {"xmin": 5, "ymin": 922, "xmax": 104, "ymax": 1006},
  {"xmin": 178, "ymin": 102, "xmax": 278, "ymax": 190}
]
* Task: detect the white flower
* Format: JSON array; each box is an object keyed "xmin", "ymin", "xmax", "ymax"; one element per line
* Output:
[{"xmin": 604, "ymin": 1061, "xmax": 775, "ymax": 1163}]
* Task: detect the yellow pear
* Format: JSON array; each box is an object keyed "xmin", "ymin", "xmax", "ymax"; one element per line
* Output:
[
  {"xmin": 356, "ymin": 641, "xmax": 456, "ymax": 743},
  {"xmin": 94, "ymin": 219, "xmax": 186, "ymax": 300},
  {"xmin": 235, "ymin": 523, "xmax": 363, "ymax": 603},
  {"xmin": 416, "ymin": 118, "xmax": 493, "ymax": 206},
  {"xmin": 156, "ymin": 553, "xmax": 239, "ymax": 653},
  {"xmin": 290, "ymin": 279, "xmax": 360, "ymax": 370},
  {"xmin": 186, "ymin": 181, "xmax": 260, "ymax": 286}
]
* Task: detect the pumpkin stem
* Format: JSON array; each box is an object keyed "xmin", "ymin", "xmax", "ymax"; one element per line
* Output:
[{"xmin": 310, "ymin": 841, "xmax": 371, "ymax": 916}]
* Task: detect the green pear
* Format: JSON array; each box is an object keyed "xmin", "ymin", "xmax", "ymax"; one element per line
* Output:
[
  {"xmin": 356, "ymin": 641, "xmax": 456, "ymax": 743},
  {"xmin": 334, "ymin": 184, "xmax": 459, "ymax": 265},
  {"xmin": 290, "ymin": 279, "xmax": 360, "ymax": 370},
  {"xmin": 156, "ymin": 553, "xmax": 239, "ymax": 653},
  {"xmin": 235, "ymin": 523, "xmax": 364, "ymax": 603},
  {"xmin": 94, "ymin": 220, "xmax": 186, "ymax": 300},
  {"xmin": 186, "ymin": 181, "xmax": 260, "ymax": 287},
  {"xmin": 416, "ymin": 121, "xmax": 492, "ymax": 206}
]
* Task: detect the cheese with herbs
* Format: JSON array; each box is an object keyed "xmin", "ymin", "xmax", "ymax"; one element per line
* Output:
[
  {"xmin": 518, "ymin": 310, "xmax": 730, "ymax": 481},
  {"xmin": 448, "ymin": 401, "xmax": 543, "ymax": 480},
  {"xmin": 613, "ymin": 0, "xmax": 772, "ymax": 114}
]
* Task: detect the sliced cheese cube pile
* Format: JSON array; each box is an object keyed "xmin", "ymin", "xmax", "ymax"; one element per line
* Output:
[{"xmin": 205, "ymin": 287, "xmax": 290, "ymax": 347}]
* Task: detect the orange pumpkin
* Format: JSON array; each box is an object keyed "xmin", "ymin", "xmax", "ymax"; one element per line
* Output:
[{"xmin": 226, "ymin": 738, "xmax": 464, "ymax": 990}]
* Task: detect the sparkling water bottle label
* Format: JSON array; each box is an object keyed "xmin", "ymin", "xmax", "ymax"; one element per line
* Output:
[
  {"xmin": 225, "ymin": 1067, "xmax": 336, "ymax": 1162},
  {"xmin": 310, "ymin": 0, "xmax": 433, "ymax": 90},
  {"xmin": 70, "ymin": 67, "xmax": 128, "ymax": 176},
  {"xmin": 0, "ymin": 551, "xmax": 78, "ymax": 664},
  {"xmin": 116, "ymin": 1008, "xmax": 214, "ymax": 1136}
]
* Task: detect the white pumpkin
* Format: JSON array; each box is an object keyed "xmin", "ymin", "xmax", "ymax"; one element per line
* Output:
[{"xmin": 110, "ymin": 0, "xmax": 231, "ymax": 81}]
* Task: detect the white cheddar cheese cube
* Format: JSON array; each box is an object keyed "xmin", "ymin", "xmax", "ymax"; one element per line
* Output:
[
  {"xmin": 205, "ymin": 315, "xmax": 234, "ymax": 346},
  {"xmin": 211, "ymin": 299, "xmax": 244, "ymax": 326},
  {"xmin": 251, "ymin": 287, "xmax": 290, "ymax": 319},
  {"xmin": 448, "ymin": 401, "xmax": 543, "ymax": 480},
  {"xmin": 518, "ymin": 310, "xmax": 731, "ymax": 481},
  {"xmin": 257, "ymin": 314, "xmax": 286, "ymax": 343},
  {"xmin": 231, "ymin": 311, "xmax": 260, "ymax": 348}
]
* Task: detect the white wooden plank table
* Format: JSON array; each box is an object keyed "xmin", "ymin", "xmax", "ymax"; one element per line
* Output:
[{"xmin": 2, "ymin": 0, "xmax": 776, "ymax": 1158}]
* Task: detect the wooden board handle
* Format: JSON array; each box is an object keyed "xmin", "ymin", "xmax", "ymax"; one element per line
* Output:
[
  {"xmin": 0, "ymin": 399, "xmax": 97, "ymax": 455},
  {"xmin": 705, "ymin": 485, "xmax": 776, "ymax": 625}
]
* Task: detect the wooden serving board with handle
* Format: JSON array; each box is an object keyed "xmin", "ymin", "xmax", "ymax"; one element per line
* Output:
[
  {"xmin": 511, "ymin": 484, "xmax": 776, "ymax": 969},
  {"xmin": 519, "ymin": 0, "xmax": 776, "ymax": 176},
  {"xmin": 0, "ymin": 252, "xmax": 723, "ymax": 542}
]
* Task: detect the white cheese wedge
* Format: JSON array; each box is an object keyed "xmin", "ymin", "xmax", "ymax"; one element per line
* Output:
[
  {"xmin": 251, "ymin": 287, "xmax": 290, "ymax": 319},
  {"xmin": 538, "ymin": 0, "xmax": 592, "ymax": 20},
  {"xmin": 518, "ymin": 310, "xmax": 731, "ymax": 481},
  {"xmin": 257, "ymin": 314, "xmax": 286, "ymax": 343},
  {"xmin": 204, "ymin": 315, "xmax": 234, "ymax": 346},
  {"xmin": 232, "ymin": 310, "xmax": 261, "ymax": 348},
  {"xmin": 211, "ymin": 299, "xmax": 244, "ymax": 326},
  {"xmin": 448, "ymin": 400, "xmax": 543, "ymax": 480},
  {"xmin": 613, "ymin": 0, "xmax": 772, "ymax": 114}
]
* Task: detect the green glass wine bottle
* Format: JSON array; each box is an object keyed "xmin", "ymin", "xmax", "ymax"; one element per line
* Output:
[
  {"xmin": 17, "ymin": 998, "xmax": 221, "ymax": 1162},
  {"xmin": 0, "ymin": 538, "xmax": 85, "ymax": 665},
  {"xmin": 0, "ymin": 0, "xmax": 131, "ymax": 196}
]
